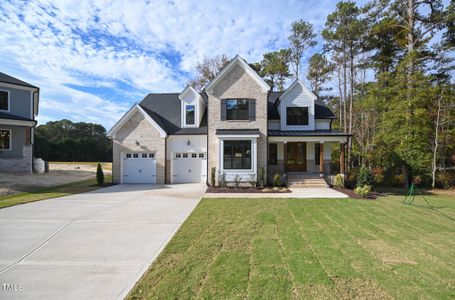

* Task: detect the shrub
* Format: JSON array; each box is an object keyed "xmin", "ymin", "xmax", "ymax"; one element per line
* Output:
[
  {"xmin": 218, "ymin": 172, "xmax": 227, "ymax": 187},
  {"xmin": 248, "ymin": 174, "xmax": 257, "ymax": 188},
  {"xmin": 334, "ymin": 174, "xmax": 344, "ymax": 188},
  {"xmin": 372, "ymin": 167, "xmax": 384, "ymax": 184},
  {"xmin": 357, "ymin": 167, "xmax": 374, "ymax": 187},
  {"xmin": 96, "ymin": 162, "xmax": 104, "ymax": 185},
  {"xmin": 210, "ymin": 167, "xmax": 216, "ymax": 187},
  {"xmin": 234, "ymin": 175, "xmax": 241, "ymax": 189},
  {"xmin": 273, "ymin": 173, "xmax": 281, "ymax": 187},
  {"xmin": 436, "ymin": 171, "xmax": 455, "ymax": 189},
  {"xmin": 258, "ymin": 167, "xmax": 265, "ymax": 187},
  {"xmin": 354, "ymin": 185, "xmax": 372, "ymax": 198}
]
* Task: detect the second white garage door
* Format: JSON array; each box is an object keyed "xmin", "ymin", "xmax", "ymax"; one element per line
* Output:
[
  {"xmin": 172, "ymin": 152, "xmax": 207, "ymax": 183},
  {"xmin": 122, "ymin": 153, "xmax": 156, "ymax": 184}
]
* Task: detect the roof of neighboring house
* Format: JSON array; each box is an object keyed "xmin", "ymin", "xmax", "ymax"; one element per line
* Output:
[
  {"xmin": 216, "ymin": 128, "xmax": 261, "ymax": 135},
  {"xmin": 139, "ymin": 93, "xmax": 208, "ymax": 135},
  {"xmin": 268, "ymin": 130, "xmax": 350, "ymax": 136},
  {"xmin": 267, "ymin": 91, "xmax": 336, "ymax": 120},
  {"xmin": 0, "ymin": 72, "xmax": 38, "ymax": 89},
  {"xmin": 0, "ymin": 111, "xmax": 37, "ymax": 123}
]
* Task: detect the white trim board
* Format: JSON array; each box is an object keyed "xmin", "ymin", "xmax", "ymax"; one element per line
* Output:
[
  {"xmin": 0, "ymin": 118, "xmax": 36, "ymax": 126},
  {"xmin": 108, "ymin": 104, "xmax": 167, "ymax": 138},
  {"xmin": 205, "ymin": 55, "xmax": 270, "ymax": 93}
]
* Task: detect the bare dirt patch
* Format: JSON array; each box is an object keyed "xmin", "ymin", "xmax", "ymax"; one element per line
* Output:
[
  {"xmin": 50, "ymin": 162, "xmax": 112, "ymax": 173},
  {"xmin": 359, "ymin": 240, "xmax": 417, "ymax": 265}
]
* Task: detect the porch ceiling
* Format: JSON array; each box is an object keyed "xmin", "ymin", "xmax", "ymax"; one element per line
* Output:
[{"xmin": 268, "ymin": 130, "xmax": 350, "ymax": 137}]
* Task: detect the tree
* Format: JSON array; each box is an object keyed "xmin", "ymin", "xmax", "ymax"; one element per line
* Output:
[
  {"xmin": 96, "ymin": 162, "xmax": 105, "ymax": 185},
  {"xmin": 252, "ymin": 49, "xmax": 291, "ymax": 91},
  {"xmin": 306, "ymin": 53, "xmax": 335, "ymax": 95},
  {"xmin": 288, "ymin": 20, "xmax": 317, "ymax": 79},
  {"xmin": 188, "ymin": 54, "xmax": 230, "ymax": 91}
]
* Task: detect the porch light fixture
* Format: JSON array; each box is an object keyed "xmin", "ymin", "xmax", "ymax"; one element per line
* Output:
[
  {"xmin": 187, "ymin": 140, "xmax": 191, "ymax": 146},
  {"xmin": 136, "ymin": 141, "xmax": 140, "ymax": 146}
]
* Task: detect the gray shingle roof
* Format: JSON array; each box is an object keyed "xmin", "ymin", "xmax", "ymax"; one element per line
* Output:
[
  {"xmin": 0, "ymin": 72, "xmax": 38, "ymax": 89},
  {"xmin": 268, "ymin": 130, "xmax": 350, "ymax": 136},
  {"xmin": 267, "ymin": 91, "xmax": 336, "ymax": 120},
  {"xmin": 0, "ymin": 111, "xmax": 36, "ymax": 123},
  {"xmin": 139, "ymin": 93, "xmax": 207, "ymax": 135}
]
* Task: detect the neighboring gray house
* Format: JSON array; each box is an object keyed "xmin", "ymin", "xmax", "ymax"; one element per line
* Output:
[
  {"xmin": 108, "ymin": 56, "xmax": 349, "ymax": 185},
  {"xmin": 0, "ymin": 72, "xmax": 39, "ymax": 173}
]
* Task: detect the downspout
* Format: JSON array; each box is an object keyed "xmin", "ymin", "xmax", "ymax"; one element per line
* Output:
[{"xmin": 31, "ymin": 89, "xmax": 39, "ymax": 173}]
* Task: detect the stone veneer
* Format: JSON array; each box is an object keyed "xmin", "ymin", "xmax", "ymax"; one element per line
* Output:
[
  {"xmin": 207, "ymin": 64, "xmax": 268, "ymax": 184},
  {"xmin": 112, "ymin": 110, "xmax": 165, "ymax": 184},
  {"xmin": 0, "ymin": 145, "xmax": 33, "ymax": 173}
]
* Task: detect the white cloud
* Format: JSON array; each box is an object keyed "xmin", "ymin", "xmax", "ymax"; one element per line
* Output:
[{"xmin": 0, "ymin": 0, "xmax": 369, "ymax": 128}]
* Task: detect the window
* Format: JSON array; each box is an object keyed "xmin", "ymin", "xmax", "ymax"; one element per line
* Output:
[
  {"xmin": 0, "ymin": 129, "xmax": 11, "ymax": 150},
  {"xmin": 286, "ymin": 107, "xmax": 309, "ymax": 125},
  {"xmin": 175, "ymin": 153, "xmax": 181, "ymax": 158},
  {"xmin": 199, "ymin": 153, "xmax": 204, "ymax": 158},
  {"xmin": 149, "ymin": 153, "xmax": 155, "ymax": 158},
  {"xmin": 192, "ymin": 153, "xmax": 197, "ymax": 158},
  {"xmin": 223, "ymin": 140, "xmax": 251, "ymax": 169},
  {"xmin": 133, "ymin": 153, "xmax": 139, "ymax": 158},
  {"xmin": 183, "ymin": 153, "xmax": 188, "ymax": 158},
  {"xmin": 226, "ymin": 99, "xmax": 249, "ymax": 120},
  {"xmin": 315, "ymin": 143, "xmax": 321, "ymax": 165},
  {"xmin": 142, "ymin": 153, "xmax": 148, "ymax": 158},
  {"xmin": 269, "ymin": 143, "xmax": 277, "ymax": 165},
  {"xmin": 185, "ymin": 105, "xmax": 195, "ymax": 125},
  {"xmin": 126, "ymin": 153, "xmax": 132, "ymax": 158},
  {"xmin": 0, "ymin": 91, "xmax": 9, "ymax": 111}
]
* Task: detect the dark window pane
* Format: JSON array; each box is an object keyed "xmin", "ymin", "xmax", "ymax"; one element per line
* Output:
[
  {"xmin": 269, "ymin": 144, "xmax": 277, "ymax": 165},
  {"xmin": 186, "ymin": 105, "xmax": 195, "ymax": 125},
  {"xmin": 223, "ymin": 140, "xmax": 252, "ymax": 169},
  {"xmin": 225, "ymin": 99, "xmax": 250, "ymax": 120},
  {"xmin": 315, "ymin": 143, "xmax": 321, "ymax": 165},
  {"xmin": 0, "ymin": 91, "xmax": 8, "ymax": 111},
  {"xmin": 0, "ymin": 130, "xmax": 10, "ymax": 150},
  {"xmin": 286, "ymin": 107, "xmax": 309, "ymax": 125}
]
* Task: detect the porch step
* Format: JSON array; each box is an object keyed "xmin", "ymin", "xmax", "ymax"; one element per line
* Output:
[{"xmin": 287, "ymin": 174, "xmax": 328, "ymax": 188}]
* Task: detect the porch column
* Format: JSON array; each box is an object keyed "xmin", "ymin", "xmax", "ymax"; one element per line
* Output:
[
  {"xmin": 319, "ymin": 142, "xmax": 324, "ymax": 174},
  {"xmin": 340, "ymin": 143, "xmax": 345, "ymax": 174},
  {"xmin": 283, "ymin": 141, "xmax": 287, "ymax": 173}
]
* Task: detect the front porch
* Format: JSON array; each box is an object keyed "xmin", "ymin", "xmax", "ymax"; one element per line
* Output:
[{"xmin": 267, "ymin": 133, "xmax": 348, "ymax": 185}]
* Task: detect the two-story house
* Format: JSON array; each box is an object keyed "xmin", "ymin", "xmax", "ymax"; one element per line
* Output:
[
  {"xmin": 108, "ymin": 56, "xmax": 349, "ymax": 185},
  {"xmin": 0, "ymin": 72, "xmax": 39, "ymax": 173}
]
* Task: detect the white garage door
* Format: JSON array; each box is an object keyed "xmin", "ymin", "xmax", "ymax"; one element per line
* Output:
[
  {"xmin": 172, "ymin": 152, "xmax": 207, "ymax": 183},
  {"xmin": 122, "ymin": 153, "xmax": 156, "ymax": 184}
]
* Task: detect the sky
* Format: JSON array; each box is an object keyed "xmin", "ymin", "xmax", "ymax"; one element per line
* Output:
[{"xmin": 0, "ymin": 0, "xmax": 426, "ymax": 129}]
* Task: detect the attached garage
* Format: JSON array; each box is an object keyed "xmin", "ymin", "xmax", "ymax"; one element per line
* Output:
[
  {"xmin": 172, "ymin": 152, "xmax": 207, "ymax": 183},
  {"xmin": 122, "ymin": 152, "xmax": 157, "ymax": 184}
]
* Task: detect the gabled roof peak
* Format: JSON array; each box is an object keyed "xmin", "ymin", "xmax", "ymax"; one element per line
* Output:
[{"xmin": 280, "ymin": 79, "xmax": 317, "ymax": 100}]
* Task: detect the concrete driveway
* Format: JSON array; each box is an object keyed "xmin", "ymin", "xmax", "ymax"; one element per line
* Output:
[{"xmin": 0, "ymin": 183, "xmax": 205, "ymax": 300}]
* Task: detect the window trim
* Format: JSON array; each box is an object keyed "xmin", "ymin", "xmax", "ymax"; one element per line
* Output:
[
  {"xmin": 222, "ymin": 140, "xmax": 252, "ymax": 170},
  {"xmin": 225, "ymin": 98, "xmax": 250, "ymax": 121},
  {"xmin": 0, "ymin": 90, "xmax": 10, "ymax": 112},
  {"xmin": 286, "ymin": 107, "xmax": 309, "ymax": 126},
  {"xmin": 185, "ymin": 104, "xmax": 196, "ymax": 125},
  {"xmin": 0, "ymin": 129, "xmax": 12, "ymax": 151}
]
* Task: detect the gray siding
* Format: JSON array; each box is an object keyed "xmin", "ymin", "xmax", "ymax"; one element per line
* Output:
[
  {"xmin": 0, "ymin": 125, "xmax": 26, "ymax": 159},
  {"xmin": 0, "ymin": 85, "xmax": 33, "ymax": 119}
]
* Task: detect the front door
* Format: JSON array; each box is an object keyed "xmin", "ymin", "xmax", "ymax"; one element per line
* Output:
[{"xmin": 286, "ymin": 142, "xmax": 306, "ymax": 172}]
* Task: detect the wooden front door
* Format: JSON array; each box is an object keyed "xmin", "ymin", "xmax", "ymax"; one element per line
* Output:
[{"xmin": 285, "ymin": 142, "xmax": 307, "ymax": 172}]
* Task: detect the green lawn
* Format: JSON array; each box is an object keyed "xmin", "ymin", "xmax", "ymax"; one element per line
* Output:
[
  {"xmin": 0, "ymin": 175, "xmax": 112, "ymax": 209},
  {"xmin": 129, "ymin": 193, "xmax": 455, "ymax": 299}
]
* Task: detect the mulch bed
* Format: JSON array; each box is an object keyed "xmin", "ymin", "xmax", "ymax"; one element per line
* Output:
[
  {"xmin": 206, "ymin": 187, "xmax": 291, "ymax": 193},
  {"xmin": 331, "ymin": 186, "xmax": 379, "ymax": 200}
]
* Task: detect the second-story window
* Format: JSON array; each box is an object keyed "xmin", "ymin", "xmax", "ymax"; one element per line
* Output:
[
  {"xmin": 0, "ymin": 91, "xmax": 9, "ymax": 111},
  {"xmin": 227, "ymin": 99, "xmax": 249, "ymax": 120},
  {"xmin": 286, "ymin": 107, "xmax": 309, "ymax": 126},
  {"xmin": 185, "ymin": 105, "xmax": 195, "ymax": 125}
]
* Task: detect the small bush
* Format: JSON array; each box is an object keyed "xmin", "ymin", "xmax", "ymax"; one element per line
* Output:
[
  {"xmin": 248, "ymin": 174, "xmax": 257, "ymax": 188},
  {"xmin": 372, "ymin": 167, "xmax": 384, "ymax": 184},
  {"xmin": 96, "ymin": 162, "xmax": 104, "ymax": 185},
  {"xmin": 436, "ymin": 171, "xmax": 455, "ymax": 189},
  {"xmin": 354, "ymin": 185, "xmax": 372, "ymax": 197},
  {"xmin": 234, "ymin": 175, "xmax": 241, "ymax": 189},
  {"xmin": 344, "ymin": 171, "xmax": 356, "ymax": 189},
  {"xmin": 334, "ymin": 174, "xmax": 344, "ymax": 188},
  {"xmin": 357, "ymin": 167, "xmax": 374, "ymax": 187},
  {"xmin": 210, "ymin": 167, "xmax": 216, "ymax": 187},
  {"xmin": 218, "ymin": 172, "xmax": 227, "ymax": 187},
  {"xmin": 273, "ymin": 173, "xmax": 281, "ymax": 187},
  {"xmin": 258, "ymin": 167, "xmax": 265, "ymax": 187}
]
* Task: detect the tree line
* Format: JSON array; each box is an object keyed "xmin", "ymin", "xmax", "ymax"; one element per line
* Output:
[
  {"xmin": 35, "ymin": 119, "xmax": 112, "ymax": 162},
  {"xmin": 190, "ymin": 0, "xmax": 455, "ymax": 188}
]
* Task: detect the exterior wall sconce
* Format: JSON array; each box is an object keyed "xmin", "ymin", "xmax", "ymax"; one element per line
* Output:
[
  {"xmin": 187, "ymin": 140, "xmax": 191, "ymax": 146},
  {"xmin": 136, "ymin": 141, "xmax": 140, "ymax": 146}
]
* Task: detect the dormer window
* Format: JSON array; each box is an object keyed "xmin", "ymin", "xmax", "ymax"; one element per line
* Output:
[
  {"xmin": 286, "ymin": 107, "xmax": 308, "ymax": 126},
  {"xmin": 0, "ymin": 91, "xmax": 9, "ymax": 111},
  {"xmin": 185, "ymin": 105, "xmax": 195, "ymax": 125}
]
